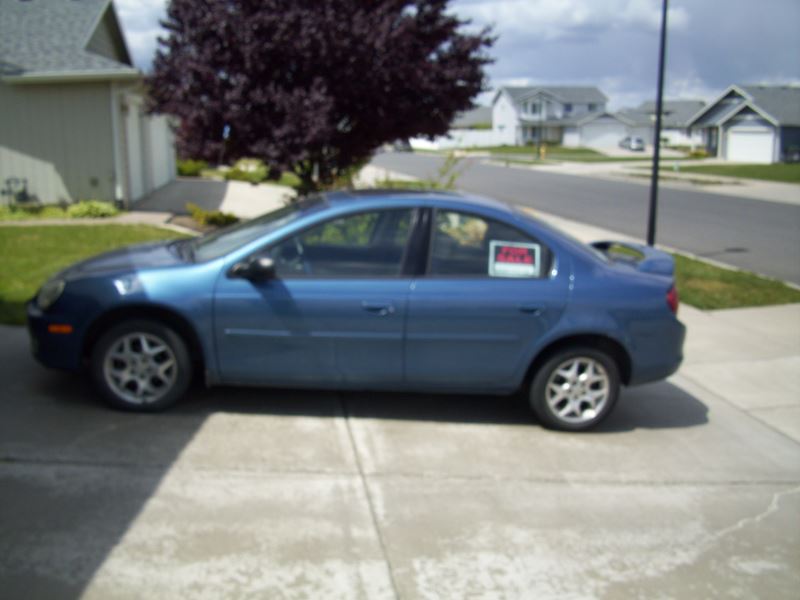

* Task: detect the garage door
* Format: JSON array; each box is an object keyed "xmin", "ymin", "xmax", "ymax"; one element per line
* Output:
[
  {"xmin": 581, "ymin": 121, "xmax": 627, "ymax": 149},
  {"xmin": 726, "ymin": 128, "xmax": 774, "ymax": 163}
]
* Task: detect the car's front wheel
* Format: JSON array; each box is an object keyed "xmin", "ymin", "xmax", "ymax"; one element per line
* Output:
[
  {"xmin": 529, "ymin": 348, "xmax": 620, "ymax": 431},
  {"xmin": 90, "ymin": 320, "xmax": 191, "ymax": 411}
]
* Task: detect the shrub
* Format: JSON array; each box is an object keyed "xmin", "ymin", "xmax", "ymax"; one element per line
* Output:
[
  {"xmin": 186, "ymin": 202, "xmax": 238, "ymax": 227},
  {"xmin": 177, "ymin": 159, "xmax": 209, "ymax": 177},
  {"xmin": 688, "ymin": 148, "xmax": 710, "ymax": 159},
  {"xmin": 224, "ymin": 159, "xmax": 270, "ymax": 184},
  {"xmin": 67, "ymin": 200, "xmax": 119, "ymax": 218},
  {"xmin": 19, "ymin": 203, "xmax": 44, "ymax": 215},
  {"xmin": 224, "ymin": 167, "xmax": 266, "ymax": 184}
]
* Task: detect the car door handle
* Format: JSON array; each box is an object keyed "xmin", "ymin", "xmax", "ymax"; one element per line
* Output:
[
  {"xmin": 518, "ymin": 303, "xmax": 542, "ymax": 315},
  {"xmin": 362, "ymin": 301, "xmax": 395, "ymax": 316}
]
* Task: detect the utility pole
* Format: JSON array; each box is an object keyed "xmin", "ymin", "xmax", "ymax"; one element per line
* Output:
[{"xmin": 647, "ymin": 0, "xmax": 669, "ymax": 246}]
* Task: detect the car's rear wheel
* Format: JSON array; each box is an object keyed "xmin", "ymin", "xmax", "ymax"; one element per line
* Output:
[
  {"xmin": 529, "ymin": 348, "xmax": 620, "ymax": 431},
  {"xmin": 90, "ymin": 320, "xmax": 191, "ymax": 411}
]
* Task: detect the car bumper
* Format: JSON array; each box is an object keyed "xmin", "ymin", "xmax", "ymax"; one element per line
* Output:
[
  {"xmin": 628, "ymin": 318, "xmax": 686, "ymax": 386},
  {"xmin": 27, "ymin": 301, "xmax": 85, "ymax": 371}
]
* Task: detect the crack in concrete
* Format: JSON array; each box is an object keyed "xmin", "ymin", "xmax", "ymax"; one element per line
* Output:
[{"xmin": 706, "ymin": 485, "xmax": 800, "ymax": 544}]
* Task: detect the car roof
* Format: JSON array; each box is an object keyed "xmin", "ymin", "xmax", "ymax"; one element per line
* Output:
[{"xmin": 322, "ymin": 189, "xmax": 516, "ymax": 216}]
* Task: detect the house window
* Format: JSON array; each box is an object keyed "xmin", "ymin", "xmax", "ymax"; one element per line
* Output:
[
  {"xmin": 564, "ymin": 103, "xmax": 572, "ymax": 113},
  {"xmin": 588, "ymin": 103, "xmax": 597, "ymax": 112},
  {"xmin": 531, "ymin": 104, "xmax": 540, "ymax": 115}
]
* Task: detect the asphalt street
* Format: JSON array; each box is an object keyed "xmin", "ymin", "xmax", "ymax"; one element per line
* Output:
[{"xmin": 371, "ymin": 152, "xmax": 800, "ymax": 285}]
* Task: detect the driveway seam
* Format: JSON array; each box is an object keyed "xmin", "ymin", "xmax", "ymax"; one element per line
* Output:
[{"xmin": 339, "ymin": 393, "xmax": 401, "ymax": 600}]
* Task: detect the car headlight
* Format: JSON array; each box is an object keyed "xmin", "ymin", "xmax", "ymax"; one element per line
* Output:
[{"xmin": 36, "ymin": 279, "xmax": 65, "ymax": 310}]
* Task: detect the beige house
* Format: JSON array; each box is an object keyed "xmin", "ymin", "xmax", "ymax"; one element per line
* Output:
[{"xmin": 0, "ymin": 0, "xmax": 175, "ymax": 206}]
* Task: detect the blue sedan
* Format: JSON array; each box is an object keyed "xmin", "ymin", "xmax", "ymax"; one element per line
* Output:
[{"xmin": 27, "ymin": 190, "xmax": 685, "ymax": 430}]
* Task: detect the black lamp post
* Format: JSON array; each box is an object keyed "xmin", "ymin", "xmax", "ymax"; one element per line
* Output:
[{"xmin": 647, "ymin": 0, "xmax": 669, "ymax": 246}]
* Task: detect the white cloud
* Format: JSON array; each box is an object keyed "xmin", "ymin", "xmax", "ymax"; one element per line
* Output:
[
  {"xmin": 455, "ymin": 0, "xmax": 687, "ymax": 41},
  {"xmin": 113, "ymin": 0, "xmax": 168, "ymax": 71}
]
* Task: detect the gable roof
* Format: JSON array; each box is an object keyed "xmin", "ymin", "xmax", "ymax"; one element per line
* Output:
[
  {"xmin": 0, "ymin": 0, "xmax": 139, "ymax": 82},
  {"xmin": 688, "ymin": 84, "xmax": 800, "ymax": 128},
  {"xmin": 495, "ymin": 85, "xmax": 608, "ymax": 106},
  {"xmin": 618, "ymin": 100, "xmax": 706, "ymax": 128},
  {"xmin": 451, "ymin": 106, "xmax": 492, "ymax": 128},
  {"xmin": 740, "ymin": 85, "xmax": 800, "ymax": 126}
]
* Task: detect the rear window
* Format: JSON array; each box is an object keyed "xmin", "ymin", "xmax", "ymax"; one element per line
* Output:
[{"xmin": 428, "ymin": 210, "xmax": 551, "ymax": 278}]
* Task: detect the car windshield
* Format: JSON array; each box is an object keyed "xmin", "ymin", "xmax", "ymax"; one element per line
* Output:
[{"xmin": 190, "ymin": 196, "xmax": 324, "ymax": 262}]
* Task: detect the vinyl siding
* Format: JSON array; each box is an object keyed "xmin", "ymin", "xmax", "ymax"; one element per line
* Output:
[{"xmin": 0, "ymin": 81, "xmax": 115, "ymax": 203}]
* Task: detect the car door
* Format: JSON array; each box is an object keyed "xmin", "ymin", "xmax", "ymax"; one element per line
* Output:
[
  {"xmin": 405, "ymin": 208, "xmax": 569, "ymax": 389},
  {"xmin": 214, "ymin": 207, "xmax": 418, "ymax": 387}
]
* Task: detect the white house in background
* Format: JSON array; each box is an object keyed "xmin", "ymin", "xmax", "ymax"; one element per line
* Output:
[
  {"xmin": 0, "ymin": 0, "xmax": 175, "ymax": 206},
  {"xmin": 491, "ymin": 86, "xmax": 632, "ymax": 148},
  {"xmin": 687, "ymin": 85, "xmax": 800, "ymax": 163},
  {"xmin": 618, "ymin": 100, "xmax": 705, "ymax": 147}
]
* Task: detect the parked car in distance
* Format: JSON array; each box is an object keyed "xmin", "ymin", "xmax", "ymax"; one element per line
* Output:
[
  {"xmin": 619, "ymin": 136, "xmax": 646, "ymax": 152},
  {"xmin": 28, "ymin": 191, "xmax": 685, "ymax": 430}
]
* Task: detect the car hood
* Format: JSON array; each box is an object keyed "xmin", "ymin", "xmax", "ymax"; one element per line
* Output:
[{"xmin": 60, "ymin": 240, "xmax": 186, "ymax": 281}]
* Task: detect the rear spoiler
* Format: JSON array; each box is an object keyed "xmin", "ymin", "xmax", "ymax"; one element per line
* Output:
[{"xmin": 591, "ymin": 241, "xmax": 674, "ymax": 277}]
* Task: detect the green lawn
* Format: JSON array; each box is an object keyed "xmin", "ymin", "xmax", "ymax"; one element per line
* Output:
[
  {"xmin": 677, "ymin": 163, "xmax": 800, "ymax": 184},
  {"xmin": 0, "ymin": 225, "xmax": 189, "ymax": 325},
  {"xmin": 673, "ymin": 254, "xmax": 800, "ymax": 310}
]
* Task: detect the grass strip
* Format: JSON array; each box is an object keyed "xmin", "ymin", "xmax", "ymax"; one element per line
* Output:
[
  {"xmin": 677, "ymin": 163, "xmax": 800, "ymax": 184},
  {"xmin": 0, "ymin": 225, "xmax": 189, "ymax": 325},
  {"xmin": 673, "ymin": 253, "xmax": 800, "ymax": 310}
]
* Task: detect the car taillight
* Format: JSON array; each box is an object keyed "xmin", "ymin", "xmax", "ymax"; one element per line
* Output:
[{"xmin": 666, "ymin": 285, "xmax": 679, "ymax": 314}]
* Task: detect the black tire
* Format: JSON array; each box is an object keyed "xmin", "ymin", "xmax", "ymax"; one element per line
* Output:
[
  {"xmin": 529, "ymin": 347, "xmax": 620, "ymax": 431},
  {"xmin": 90, "ymin": 319, "xmax": 192, "ymax": 412}
]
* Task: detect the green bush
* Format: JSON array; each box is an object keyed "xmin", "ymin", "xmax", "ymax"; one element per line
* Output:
[
  {"xmin": 223, "ymin": 158, "xmax": 268, "ymax": 184},
  {"xmin": 186, "ymin": 202, "xmax": 239, "ymax": 227},
  {"xmin": 177, "ymin": 159, "xmax": 209, "ymax": 177},
  {"xmin": 18, "ymin": 203, "xmax": 44, "ymax": 215},
  {"xmin": 67, "ymin": 200, "xmax": 119, "ymax": 219},
  {"xmin": 224, "ymin": 167, "xmax": 267, "ymax": 184},
  {"xmin": 688, "ymin": 148, "xmax": 710, "ymax": 159}
]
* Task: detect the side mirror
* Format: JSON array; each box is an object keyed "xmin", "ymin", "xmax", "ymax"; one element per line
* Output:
[{"xmin": 229, "ymin": 256, "xmax": 276, "ymax": 280}]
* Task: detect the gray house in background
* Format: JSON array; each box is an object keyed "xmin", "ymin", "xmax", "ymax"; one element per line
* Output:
[
  {"xmin": 618, "ymin": 100, "xmax": 705, "ymax": 147},
  {"xmin": 687, "ymin": 85, "xmax": 800, "ymax": 164},
  {"xmin": 0, "ymin": 0, "xmax": 175, "ymax": 206}
]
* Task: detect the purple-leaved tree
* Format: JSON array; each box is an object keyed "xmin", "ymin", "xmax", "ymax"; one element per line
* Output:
[{"xmin": 148, "ymin": 0, "xmax": 493, "ymax": 191}]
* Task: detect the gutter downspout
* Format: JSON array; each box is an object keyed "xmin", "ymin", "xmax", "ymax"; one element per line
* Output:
[{"xmin": 111, "ymin": 82, "xmax": 138, "ymax": 209}]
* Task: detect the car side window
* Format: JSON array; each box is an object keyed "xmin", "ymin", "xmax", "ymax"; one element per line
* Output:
[
  {"xmin": 429, "ymin": 210, "xmax": 549, "ymax": 278},
  {"xmin": 267, "ymin": 209, "xmax": 414, "ymax": 277}
]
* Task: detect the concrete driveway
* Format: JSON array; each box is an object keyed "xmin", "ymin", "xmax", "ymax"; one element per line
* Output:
[
  {"xmin": 1, "ymin": 320, "xmax": 799, "ymax": 599},
  {"xmin": 135, "ymin": 178, "xmax": 294, "ymax": 219}
]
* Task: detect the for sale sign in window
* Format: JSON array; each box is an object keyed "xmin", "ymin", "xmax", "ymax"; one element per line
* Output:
[{"xmin": 488, "ymin": 240, "xmax": 541, "ymax": 278}]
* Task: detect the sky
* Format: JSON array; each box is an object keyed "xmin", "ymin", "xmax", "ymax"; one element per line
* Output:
[{"xmin": 115, "ymin": 0, "xmax": 800, "ymax": 110}]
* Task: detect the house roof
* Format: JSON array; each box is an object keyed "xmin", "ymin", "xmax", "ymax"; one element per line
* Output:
[
  {"xmin": 495, "ymin": 85, "xmax": 608, "ymax": 106},
  {"xmin": 451, "ymin": 106, "xmax": 492, "ymax": 128},
  {"xmin": 518, "ymin": 111, "xmax": 634, "ymax": 128},
  {"xmin": 0, "ymin": 0, "xmax": 139, "ymax": 82},
  {"xmin": 618, "ymin": 100, "xmax": 706, "ymax": 128},
  {"xmin": 740, "ymin": 85, "xmax": 800, "ymax": 126},
  {"xmin": 688, "ymin": 84, "xmax": 800, "ymax": 128}
]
